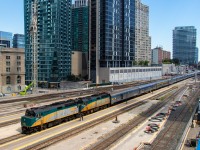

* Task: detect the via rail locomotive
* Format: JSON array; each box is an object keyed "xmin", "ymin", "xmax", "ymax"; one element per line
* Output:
[{"xmin": 21, "ymin": 73, "xmax": 196, "ymax": 133}]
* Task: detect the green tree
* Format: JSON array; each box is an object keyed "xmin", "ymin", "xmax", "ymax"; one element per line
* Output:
[
  {"xmin": 138, "ymin": 60, "xmax": 144, "ymax": 66},
  {"xmin": 132, "ymin": 60, "xmax": 138, "ymax": 66},
  {"xmin": 144, "ymin": 60, "xmax": 149, "ymax": 66},
  {"xmin": 172, "ymin": 58, "xmax": 180, "ymax": 65},
  {"xmin": 162, "ymin": 58, "xmax": 172, "ymax": 64}
]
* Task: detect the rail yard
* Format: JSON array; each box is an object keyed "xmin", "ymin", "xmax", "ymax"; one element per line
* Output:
[{"xmin": 0, "ymin": 73, "xmax": 199, "ymax": 150}]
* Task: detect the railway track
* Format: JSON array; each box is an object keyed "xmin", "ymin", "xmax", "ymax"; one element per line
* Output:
[
  {"xmin": 149, "ymin": 86, "xmax": 177, "ymax": 100},
  {"xmin": 0, "ymin": 119, "xmax": 20, "ymax": 128},
  {"xmin": 150, "ymin": 88, "xmax": 200, "ymax": 150},
  {"xmin": 85, "ymin": 86, "xmax": 187, "ymax": 150},
  {"xmin": 0, "ymin": 80, "xmax": 159, "ymax": 105},
  {"xmin": 20, "ymin": 86, "xmax": 184, "ymax": 150},
  {"xmin": 0, "ymin": 134, "xmax": 26, "ymax": 146},
  {"xmin": 0, "ymin": 93, "xmax": 86, "ymax": 116}
]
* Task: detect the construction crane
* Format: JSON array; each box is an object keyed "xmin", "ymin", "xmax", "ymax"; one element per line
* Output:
[{"xmin": 30, "ymin": 0, "xmax": 38, "ymax": 93}]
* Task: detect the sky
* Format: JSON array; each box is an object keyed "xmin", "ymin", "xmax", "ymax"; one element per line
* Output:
[{"xmin": 0, "ymin": 0, "xmax": 199, "ymax": 59}]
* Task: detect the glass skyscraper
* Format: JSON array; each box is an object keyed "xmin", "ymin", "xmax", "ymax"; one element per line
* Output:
[
  {"xmin": 0, "ymin": 31, "xmax": 12, "ymax": 48},
  {"xmin": 90, "ymin": 0, "xmax": 135, "ymax": 81},
  {"xmin": 13, "ymin": 34, "xmax": 25, "ymax": 48},
  {"xmin": 24, "ymin": 0, "xmax": 71, "ymax": 84},
  {"xmin": 98, "ymin": 0, "xmax": 135, "ymax": 68},
  {"xmin": 173, "ymin": 26, "xmax": 197, "ymax": 65}
]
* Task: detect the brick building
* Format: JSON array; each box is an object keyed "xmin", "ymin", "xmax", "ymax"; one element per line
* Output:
[{"xmin": 152, "ymin": 47, "xmax": 171, "ymax": 65}]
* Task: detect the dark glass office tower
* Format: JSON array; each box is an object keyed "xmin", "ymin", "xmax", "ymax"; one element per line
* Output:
[
  {"xmin": 173, "ymin": 26, "xmax": 197, "ymax": 65},
  {"xmin": 24, "ymin": 0, "xmax": 71, "ymax": 84},
  {"xmin": 0, "ymin": 31, "xmax": 12, "ymax": 48},
  {"xmin": 13, "ymin": 34, "xmax": 25, "ymax": 48},
  {"xmin": 90, "ymin": 0, "xmax": 135, "ymax": 81},
  {"xmin": 72, "ymin": 4, "xmax": 89, "ymax": 53}
]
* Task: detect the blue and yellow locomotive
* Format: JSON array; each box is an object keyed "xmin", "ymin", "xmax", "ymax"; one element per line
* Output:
[{"xmin": 21, "ymin": 93, "xmax": 111, "ymax": 133}]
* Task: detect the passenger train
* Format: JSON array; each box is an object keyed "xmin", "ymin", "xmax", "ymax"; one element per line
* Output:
[{"xmin": 21, "ymin": 72, "xmax": 197, "ymax": 134}]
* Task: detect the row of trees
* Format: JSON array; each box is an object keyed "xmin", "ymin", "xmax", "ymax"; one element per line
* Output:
[
  {"xmin": 132, "ymin": 60, "xmax": 149, "ymax": 66},
  {"xmin": 132, "ymin": 59, "xmax": 180, "ymax": 66},
  {"xmin": 162, "ymin": 58, "xmax": 180, "ymax": 65}
]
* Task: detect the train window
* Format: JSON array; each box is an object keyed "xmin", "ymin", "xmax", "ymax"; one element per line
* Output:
[
  {"xmin": 57, "ymin": 107, "xmax": 62, "ymax": 110},
  {"xmin": 76, "ymin": 99, "xmax": 82, "ymax": 104},
  {"xmin": 102, "ymin": 94, "xmax": 108, "ymax": 98}
]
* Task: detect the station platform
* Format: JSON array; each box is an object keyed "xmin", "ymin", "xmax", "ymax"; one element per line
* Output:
[{"xmin": 182, "ymin": 123, "xmax": 200, "ymax": 150}]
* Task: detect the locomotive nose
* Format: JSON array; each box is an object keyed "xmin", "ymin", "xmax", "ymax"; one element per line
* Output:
[{"xmin": 21, "ymin": 116, "xmax": 35, "ymax": 127}]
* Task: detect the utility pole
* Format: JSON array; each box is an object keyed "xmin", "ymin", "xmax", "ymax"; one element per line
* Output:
[{"xmin": 30, "ymin": 0, "xmax": 38, "ymax": 94}]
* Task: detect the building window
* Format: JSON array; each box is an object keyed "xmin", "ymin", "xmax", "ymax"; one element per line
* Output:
[
  {"xmin": 17, "ymin": 67, "xmax": 21, "ymax": 72},
  {"xmin": 17, "ymin": 76, "xmax": 21, "ymax": 84},
  {"xmin": 6, "ymin": 67, "xmax": 10, "ymax": 72},
  {"xmin": 17, "ymin": 61, "xmax": 21, "ymax": 66},
  {"xmin": 6, "ymin": 56, "xmax": 10, "ymax": 59},
  {"xmin": 6, "ymin": 76, "xmax": 11, "ymax": 84},
  {"xmin": 17, "ymin": 56, "xmax": 21, "ymax": 60},
  {"xmin": 18, "ymin": 85, "xmax": 21, "ymax": 91},
  {"xmin": 6, "ymin": 61, "xmax": 10, "ymax": 66},
  {"xmin": 7, "ymin": 86, "xmax": 11, "ymax": 92}
]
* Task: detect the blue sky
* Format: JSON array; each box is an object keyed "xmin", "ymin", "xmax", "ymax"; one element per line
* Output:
[
  {"xmin": 143, "ymin": 0, "xmax": 200, "ymax": 53},
  {"xmin": 0, "ymin": 0, "xmax": 199, "ymax": 58}
]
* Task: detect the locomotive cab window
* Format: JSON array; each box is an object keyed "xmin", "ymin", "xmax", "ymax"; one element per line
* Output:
[
  {"xmin": 36, "ymin": 114, "xmax": 41, "ymax": 118},
  {"xmin": 96, "ymin": 97, "xmax": 101, "ymax": 100},
  {"xmin": 25, "ymin": 110, "xmax": 36, "ymax": 117}
]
